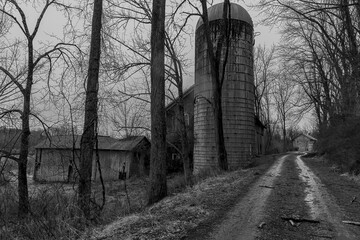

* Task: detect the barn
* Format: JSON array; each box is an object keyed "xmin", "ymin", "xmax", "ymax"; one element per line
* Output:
[
  {"xmin": 292, "ymin": 133, "xmax": 317, "ymax": 152},
  {"xmin": 33, "ymin": 135, "xmax": 150, "ymax": 182}
]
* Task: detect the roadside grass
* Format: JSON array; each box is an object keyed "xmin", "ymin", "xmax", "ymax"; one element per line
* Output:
[
  {"xmin": 0, "ymin": 154, "xmax": 278, "ymax": 240},
  {"xmin": 87, "ymin": 154, "xmax": 279, "ymax": 240}
]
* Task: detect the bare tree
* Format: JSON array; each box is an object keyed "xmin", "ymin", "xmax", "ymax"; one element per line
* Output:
[
  {"xmin": 256, "ymin": 0, "xmax": 360, "ymax": 123},
  {"xmin": 78, "ymin": 0, "xmax": 103, "ymax": 219},
  {"xmin": 254, "ymin": 44, "xmax": 276, "ymax": 119},
  {"xmin": 148, "ymin": 0, "xmax": 167, "ymax": 205},
  {"xmin": 0, "ymin": 0, "xmax": 80, "ymax": 216},
  {"xmin": 198, "ymin": 0, "xmax": 231, "ymax": 170},
  {"xmin": 273, "ymin": 68, "xmax": 302, "ymax": 152},
  {"xmin": 103, "ymin": 0, "xmax": 194, "ymax": 184},
  {"xmin": 108, "ymin": 84, "xmax": 149, "ymax": 138}
]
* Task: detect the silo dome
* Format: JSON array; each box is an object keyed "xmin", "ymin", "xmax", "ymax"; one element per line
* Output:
[
  {"xmin": 196, "ymin": 2, "xmax": 253, "ymax": 29},
  {"xmin": 193, "ymin": 3, "xmax": 255, "ymax": 172}
]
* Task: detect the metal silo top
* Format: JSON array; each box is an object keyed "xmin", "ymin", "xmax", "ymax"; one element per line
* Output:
[{"xmin": 196, "ymin": 2, "xmax": 253, "ymax": 30}]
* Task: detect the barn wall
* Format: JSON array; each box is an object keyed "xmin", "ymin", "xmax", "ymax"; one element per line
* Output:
[
  {"xmin": 92, "ymin": 151, "xmax": 132, "ymax": 181},
  {"xmin": 34, "ymin": 149, "xmax": 80, "ymax": 182},
  {"xmin": 255, "ymin": 124, "xmax": 265, "ymax": 155},
  {"xmin": 293, "ymin": 135, "xmax": 315, "ymax": 152},
  {"xmin": 35, "ymin": 149, "xmax": 138, "ymax": 182}
]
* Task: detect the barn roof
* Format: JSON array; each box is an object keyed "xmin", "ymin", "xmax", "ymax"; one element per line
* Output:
[
  {"xmin": 196, "ymin": 2, "xmax": 253, "ymax": 30},
  {"xmin": 166, "ymin": 85, "xmax": 194, "ymax": 111},
  {"xmin": 293, "ymin": 133, "xmax": 317, "ymax": 142},
  {"xmin": 34, "ymin": 135, "xmax": 150, "ymax": 152}
]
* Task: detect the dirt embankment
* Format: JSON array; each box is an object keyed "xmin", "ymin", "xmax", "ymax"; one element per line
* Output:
[
  {"xmin": 303, "ymin": 157, "xmax": 360, "ymax": 239},
  {"xmin": 87, "ymin": 155, "xmax": 279, "ymax": 240}
]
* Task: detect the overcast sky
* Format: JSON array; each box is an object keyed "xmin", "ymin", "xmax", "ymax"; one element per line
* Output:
[{"xmin": 3, "ymin": 0, "xmax": 290, "ymax": 131}]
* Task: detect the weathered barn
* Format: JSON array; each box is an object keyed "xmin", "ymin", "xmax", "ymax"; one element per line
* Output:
[
  {"xmin": 293, "ymin": 133, "xmax": 317, "ymax": 152},
  {"xmin": 193, "ymin": 3, "xmax": 255, "ymax": 171},
  {"xmin": 33, "ymin": 135, "xmax": 150, "ymax": 182},
  {"xmin": 255, "ymin": 116, "xmax": 266, "ymax": 155},
  {"xmin": 166, "ymin": 86, "xmax": 266, "ymax": 170},
  {"xmin": 166, "ymin": 86, "xmax": 195, "ymax": 172}
]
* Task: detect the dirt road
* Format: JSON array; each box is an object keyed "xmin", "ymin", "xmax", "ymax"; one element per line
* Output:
[{"xmin": 205, "ymin": 153, "xmax": 360, "ymax": 240}]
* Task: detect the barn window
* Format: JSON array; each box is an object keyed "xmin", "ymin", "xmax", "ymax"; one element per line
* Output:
[
  {"xmin": 172, "ymin": 153, "xmax": 180, "ymax": 160},
  {"xmin": 184, "ymin": 113, "xmax": 190, "ymax": 126}
]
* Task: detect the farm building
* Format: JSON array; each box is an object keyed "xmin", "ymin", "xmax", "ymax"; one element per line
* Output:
[
  {"xmin": 292, "ymin": 133, "xmax": 317, "ymax": 152},
  {"xmin": 166, "ymin": 86, "xmax": 266, "ymax": 170},
  {"xmin": 33, "ymin": 135, "xmax": 150, "ymax": 182},
  {"xmin": 166, "ymin": 86, "xmax": 195, "ymax": 172},
  {"xmin": 194, "ymin": 2, "xmax": 255, "ymax": 171}
]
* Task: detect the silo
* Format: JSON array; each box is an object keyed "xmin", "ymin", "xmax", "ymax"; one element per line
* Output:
[{"xmin": 193, "ymin": 3, "xmax": 255, "ymax": 172}]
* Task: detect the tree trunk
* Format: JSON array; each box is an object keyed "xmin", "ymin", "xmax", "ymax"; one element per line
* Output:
[
  {"xmin": 200, "ymin": 0, "xmax": 229, "ymax": 171},
  {"xmin": 18, "ymin": 97, "xmax": 30, "ymax": 216},
  {"xmin": 213, "ymin": 82, "xmax": 228, "ymax": 170},
  {"xmin": 148, "ymin": 0, "xmax": 167, "ymax": 205},
  {"xmin": 282, "ymin": 117, "xmax": 286, "ymax": 152},
  {"xmin": 17, "ymin": 38, "xmax": 35, "ymax": 216},
  {"xmin": 341, "ymin": 0, "xmax": 359, "ymax": 120},
  {"xmin": 78, "ymin": 0, "xmax": 103, "ymax": 219}
]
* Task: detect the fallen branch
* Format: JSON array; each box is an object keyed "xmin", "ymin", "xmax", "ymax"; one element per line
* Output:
[
  {"xmin": 258, "ymin": 222, "xmax": 266, "ymax": 228},
  {"xmin": 342, "ymin": 220, "xmax": 360, "ymax": 226},
  {"xmin": 289, "ymin": 219, "xmax": 299, "ymax": 227},
  {"xmin": 310, "ymin": 234, "xmax": 333, "ymax": 239},
  {"xmin": 259, "ymin": 185, "xmax": 274, "ymax": 189},
  {"xmin": 281, "ymin": 216, "xmax": 320, "ymax": 224}
]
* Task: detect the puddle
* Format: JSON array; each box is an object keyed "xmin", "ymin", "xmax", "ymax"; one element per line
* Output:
[
  {"xmin": 209, "ymin": 155, "xmax": 287, "ymax": 240},
  {"xmin": 296, "ymin": 156, "xmax": 321, "ymax": 218}
]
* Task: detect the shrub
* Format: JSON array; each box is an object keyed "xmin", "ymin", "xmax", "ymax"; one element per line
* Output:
[{"xmin": 317, "ymin": 117, "xmax": 360, "ymax": 174}]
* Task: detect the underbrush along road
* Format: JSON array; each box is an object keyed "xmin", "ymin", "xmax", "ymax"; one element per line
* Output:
[{"xmin": 207, "ymin": 153, "xmax": 360, "ymax": 240}]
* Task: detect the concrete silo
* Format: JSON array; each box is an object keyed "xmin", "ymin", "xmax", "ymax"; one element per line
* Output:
[{"xmin": 193, "ymin": 2, "xmax": 255, "ymax": 172}]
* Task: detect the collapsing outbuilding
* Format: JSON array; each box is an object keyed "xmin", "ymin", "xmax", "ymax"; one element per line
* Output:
[{"xmin": 33, "ymin": 135, "xmax": 150, "ymax": 182}]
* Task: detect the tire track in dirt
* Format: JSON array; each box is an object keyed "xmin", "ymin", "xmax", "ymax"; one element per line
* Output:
[
  {"xmin": 208, "ymin": 155, "xmax": 287, "ymax": 240},
  {"xmin": 296, "ymin": 155, "xmax": 358, "ymax": 239}
]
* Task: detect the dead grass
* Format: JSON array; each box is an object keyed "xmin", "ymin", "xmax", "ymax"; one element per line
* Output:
[
  {"xmin": 340, "ymin": 172, "xmax": 360, "ymax": 184},
  {"xmin": 85, "ymin": 155, "xmax": 278, "ymax": 240},
  {"xmin": 0, "ymin": 182, "xmax": 85, "ymax": 240},
  {"xmin": 0, "ymin": 155, "xmax": 277, "ymax": 240}
]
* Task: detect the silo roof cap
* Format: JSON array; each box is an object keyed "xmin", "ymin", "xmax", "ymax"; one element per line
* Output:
[{"xmin": 196, "ymin": 2, "xmax": 253, "ymax": 30}]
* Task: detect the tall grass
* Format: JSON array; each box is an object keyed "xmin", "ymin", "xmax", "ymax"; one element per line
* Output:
[
  {"xmin": 0, "ymin": 162, "xmax": 242, "ymax": 239},
  {"xmin": 0, "ymin": 183, "xmax": 85, "ymax": 240}
]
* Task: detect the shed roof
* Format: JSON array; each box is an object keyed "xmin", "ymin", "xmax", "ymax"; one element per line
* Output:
[
  {"xmin": 34, "ymin": 135, "xmax": 149, "ymax": 152},
  {"xmin": 293, "ymin": 133, "xmax": 317, "ymax": 142},
  {"xmin": 196, "ymin": 2, "xmax": 253, "ymax": 30}
]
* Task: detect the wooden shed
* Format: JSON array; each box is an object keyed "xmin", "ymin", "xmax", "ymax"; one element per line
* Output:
[
  {"xmin": 33, "ymin": 135, "xmax": 150, "ymax": 182},
  {"xmin": 292, "ymin": 133, "xmax": 317, "ymax": 152}
]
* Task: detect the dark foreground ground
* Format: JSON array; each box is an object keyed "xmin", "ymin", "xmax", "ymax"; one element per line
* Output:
[{"xmin": 88, "ymin": 154, "xmax": 360, "ymax": 240}]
